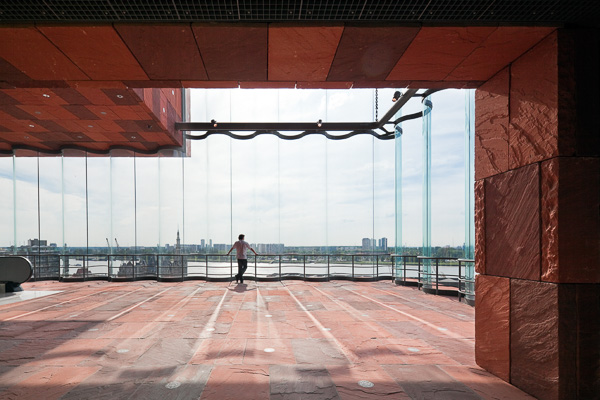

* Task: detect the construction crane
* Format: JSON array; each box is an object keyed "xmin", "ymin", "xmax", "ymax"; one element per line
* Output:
[
  {"xmin": 114, "ymin": 238, "xmax": 120, "ymax": 251},
  {"xmin": 105, "ymin": 238, "xmax": 111, "ymax": 253}
]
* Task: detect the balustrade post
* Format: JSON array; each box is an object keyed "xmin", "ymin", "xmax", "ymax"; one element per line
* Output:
[{"xmin": 435, "ymin": 258, "xmax": 439, "ymax": 295}]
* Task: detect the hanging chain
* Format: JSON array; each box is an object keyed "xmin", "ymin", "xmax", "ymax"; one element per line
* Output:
[{"xmin": 375, "ymin": 88, "xmax": 379, "ymax": 122}]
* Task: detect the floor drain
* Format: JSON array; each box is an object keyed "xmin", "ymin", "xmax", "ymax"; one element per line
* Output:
[
  {"xmin": 407, "ymin": 347, "xmax": 420, "ymax": 353},
  {"xmin": 165, "ymin": 381, "xmax": 181, "ymax": 389},
  {"xmin": 117, "ymin": 349, "xmax": 129, "ymax": 354},
  {"xmin": 358, "ymin": 380, "xmax": 374, "ymax": 388},
  {"xmin": 264, "ymin": 348, "xmax": 275, "ymax": 353}
]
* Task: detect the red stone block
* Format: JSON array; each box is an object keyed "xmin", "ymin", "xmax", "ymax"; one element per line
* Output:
[
  {"xmin": 475, "ymin": 275, "xmax": 510, "ymax": 382},
  {"xmin": 387, "ymin": 27, "xmax": 495, "ymax": 81},
  {"xmin": 510, "ymin": 280, "xmax": 581, "ymax": 400},
  {"xmin": 475, "ymin": 67, "xmax": 510, "ymax": 180},
  {"xmin": 474, "ymin": 180, "xmax": 486, "ymax": 274},
  {"xmin": 268, "ymin": 24, "xmax": 344, "ymax": 81},
  {"xmin": 542, "ymin": 157, "xmax": 600, "ymax": 283},
  {"xmin": 449, "ymin": 26, "xmax": 555, "ymax": 81},
  {"xmin": 38, "ymin": 25, "xmax": 148, "ymax": 81},
  {"xmin": 509, "ymin": 32, "xmax": 559, "ymax": 169},
  {"xmin": 116, "ymin": 24, "xmax": 206, "ymax": 80},
  {"xmin": 193, "ymin": 23, "xmax": 268, "ymax": 81},
  {"xmin": 0, "ymin": 27, "xmax": 89, "ymax": 81},
  {"xmin": 328, "ymin": 25, "xmax": 418, "ymax": 81},
  {"xmin": 485, "ymin": 164, "xmax": 541, "ymax": 280}
]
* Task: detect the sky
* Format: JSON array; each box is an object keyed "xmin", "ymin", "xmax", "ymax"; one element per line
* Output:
[
  {"xmin": 186, "ymin": 88, "xmax": 469, "ymax": 248},
  {"xmin": 0, "ymin": 88, "xmax": 470, "ymax": 249}
]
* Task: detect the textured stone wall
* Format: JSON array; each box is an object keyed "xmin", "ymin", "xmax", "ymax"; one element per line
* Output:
[
  {"xmin": 474, "ymin": 28, "xmax": 600, "ymax": 400},
  {"xmin": 132, "ymin": 88, "xmax": 184, "ymax": 147}
]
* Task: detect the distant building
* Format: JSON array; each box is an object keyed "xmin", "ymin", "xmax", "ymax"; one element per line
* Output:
[
  {"xmin": 379, "ymin": 237, "xmax": 388, "ymax": 251},
  {"xmin": 362, "ymin": 238, "xmax": 371, "ymax": 251}
]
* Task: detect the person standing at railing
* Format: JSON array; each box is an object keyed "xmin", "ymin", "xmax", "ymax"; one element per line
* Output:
[{"xmin": 227, "ymin": 234, "xmax": 258, "ymax": 284}]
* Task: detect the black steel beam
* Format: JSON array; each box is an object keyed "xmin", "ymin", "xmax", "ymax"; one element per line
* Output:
[{"xmin": 176, "ymin": 89, "xmax": 418, "ymax": 133}]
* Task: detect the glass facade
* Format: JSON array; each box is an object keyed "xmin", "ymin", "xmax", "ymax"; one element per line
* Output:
[{"xmin": 0, "ymin": 88, "xmax": 469, "ymax": 286}]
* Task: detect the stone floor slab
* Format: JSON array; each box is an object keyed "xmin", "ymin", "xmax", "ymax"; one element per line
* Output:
[{"xmin": 0, "ymin": 280, "xmax": 535, "ymax": 399}]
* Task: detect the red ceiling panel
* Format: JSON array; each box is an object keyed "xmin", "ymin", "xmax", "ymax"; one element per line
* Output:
[
  {"xmin": 6, "ymin": 88, "xmax": 66, "ymax": 106},
  {"xmin": 328, "ymin": 26, "xmax": 420, "ymax": 81},
  {"xmin": 0, "ymin": 57, "xmax": 32, "ymax": 82},
  {"xmin": 447, "ymin": 27, "xmax": 556, "ymax": 81},
  {"xmin": 0, "ymin": 105, "xmax": 35, "ymax": 119},
  {"xmin": 193, "ymin": 23, "xmax": 268, "ymax": 81},
  {"xmin": 239, "ymin": 81, "xmax": 296, "ymax": 89},
  {"xmin": 68, "ymin": 80, "xmax": 127, "ymax": 89},
  {"xmin": 51, "ymin": 88, "xmax": 93, "ymax": 105},
  {"xmin": 76, "ymin": 88, "xmax": 115, "ymax": 106},
  {"xmin": 268, "ymin": 24, "xmax": 344, "ymax": 81},
  {"xmin": 0, "ymin": 27, "xmax": 89, "ymax": 81},
  {"xmin": 16, "ymin": 105, "xmax": 77, "ymax": 120},
  {"xmin": 296, "ymin": 81, "xmax": 353, "ymax": 89},
  {"xmin": 182, "ymin": 81, "xmax": 239, "ymax": 88},
  {"xmin": 387, "ymin": 27, "xmax": 496, "ymax": 81},
  {"xmin": 0, "ymin": 85, "xmax": 181, "ymax": 155},
  {"xmin": 115, "ymin": 24, "xmax": 207, "ymax": 80},
  {"xmin": 37, "ymin": 26, "xmax": 148, "ymax": 81}
]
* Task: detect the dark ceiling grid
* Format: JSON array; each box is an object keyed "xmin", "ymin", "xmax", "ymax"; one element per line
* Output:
[
  {"xmin": 110, "ymin": 1, "xmax": 179, "ymax": 21},
  {"xmin": 0, "ymin": 0, "xmax": 598, "ymax": 22},
  {"xmin": 42, "ymin": 0, "xmax": 117, "ymax": 21}
]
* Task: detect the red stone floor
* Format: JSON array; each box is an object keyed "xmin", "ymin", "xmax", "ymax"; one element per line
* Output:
[{"xmin": 0, "ymin": 280, "xmax": 534, "ymax": 399}]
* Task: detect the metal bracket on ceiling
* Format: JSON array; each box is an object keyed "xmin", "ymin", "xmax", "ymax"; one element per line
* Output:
[{"xmin": 176, "ymin": 89, "xmax": 440, "ymax": 141}]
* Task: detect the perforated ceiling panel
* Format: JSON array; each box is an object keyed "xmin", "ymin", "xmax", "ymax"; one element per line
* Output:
[{"xmin": 0, "ymin": 0, "xmax": 598, "ymax": 23}]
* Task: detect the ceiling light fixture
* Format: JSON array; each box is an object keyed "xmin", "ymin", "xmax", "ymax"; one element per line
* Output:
[
  {"xmin": 317, "ymin": 119, "xmax": 322, "ymax": 128},
  {"xmin": 211, "ymin": 119, "xmax": 217, "ymax": 127},
  {"xmin": 392, "ymin": 91, "xmax": 401, "ymax": 102}
]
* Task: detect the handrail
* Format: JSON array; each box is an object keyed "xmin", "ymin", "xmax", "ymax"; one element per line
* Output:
[
  {"xmin": 3, "ymin": 253, "xmax": 474, "ymax": 302},
  {"xmin": 391, "ymin": 255, "xmax": 474, "ymax": 301},
  {"xmin": 1, "ymin": 252, "xmax": 395, "ymax": 283}
]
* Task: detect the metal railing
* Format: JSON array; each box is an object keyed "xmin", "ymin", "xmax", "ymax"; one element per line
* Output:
[
  {"xmin": 2, "ymin": 253, "xmax": 474, "ymax": 302},
  {"xmin": 391, "ymin": 255, "xmax": 474, "ymax": 301},
  {"xmin": 458, "ymin": 258, "xmax": 475, "ymax": 303},
  {"xmin": 3, "ymin": 253, "xmax": 395, "ymax": 282}
]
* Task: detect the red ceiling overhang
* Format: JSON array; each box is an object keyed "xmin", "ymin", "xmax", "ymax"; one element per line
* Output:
[{"xmin": 0, "ymin": 23, "xmax": 556, "ymax": 156}]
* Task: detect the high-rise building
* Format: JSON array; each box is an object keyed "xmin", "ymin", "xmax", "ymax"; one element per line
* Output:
[
  {"xmin": 362, "ymin": 238, "xmax": 371, "ymax": 251},
  {"xmin": 379, "ymin": 237, "xmax": 388, "ymax": 251}
]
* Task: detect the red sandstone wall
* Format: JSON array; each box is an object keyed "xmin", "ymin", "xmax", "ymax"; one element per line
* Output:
[
  {"xmin": 133, "ymin": 88, "xmax": 184, "ymax": 147},
  {"xmin": 474, "ymin": 29, "xmax": 600, "ymax": 400}
]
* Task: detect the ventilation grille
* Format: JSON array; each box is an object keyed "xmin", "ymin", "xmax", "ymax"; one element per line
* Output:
[{"xmin": 1, "ymin": 0, "xmax": 598, "ymax": 23}]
